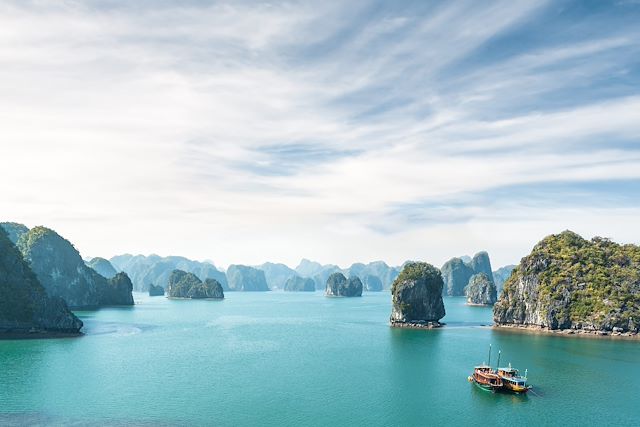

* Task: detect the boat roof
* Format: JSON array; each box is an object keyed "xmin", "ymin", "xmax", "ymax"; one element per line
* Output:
[
  {"xmin": 474, "ymin": 365, "xmax": 492, "ymax": 368},
  {"xmin": 499, "ymin": 367, "xmax": 517, "ymax": 372}
]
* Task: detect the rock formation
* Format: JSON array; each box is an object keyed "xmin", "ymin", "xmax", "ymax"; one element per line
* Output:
[
  {"xmin": 492, "ymin": 265, "xmax": 516, "ymax": 294},
  {"xmin": 102, "ymin": 272, "xmax": 135, "ymax": 305},
  {"xmin": 256, "ymin": 262, "xmax": 296, "ymax": 290},
  {"xmin": 0, "ymin": 222, "xmax": 29, "ymax": 244},
  {"xmin": 465, "ymin": 273, "xmax": 497, "ymax": 305},
  {"xmin": 363, "ymin": 274, "xmax": 383, "ymax": 292},
  {"xmin": 148, "ymin": 284, "xmax": 165, "ymax": 296},
  {"xmin": 110, "ymin": 254, "xmax": 227, "ymax": 292},
  {"xmin": 325, "ymin": 273, "xmax": 363, "ymax": 297},
  {"xmin": 86, "ymin": 257, "xmax": 118, "ymax": 279},
  {"xmin": 17, "ymin": 226, "xmax": 134, "ymax": 308},
  {"xmin": 440, "ymin": 258, "xmax": 474, "ymax": 296},
  {"xmin": 390, "ymin": 262, "xmax": 445, "ymax": 328},
  {"xmin": 441, "ymin": 252, "xmax": 495, "ymax": 296},
  {"xmin": 167, "ymin": 270, "xmax": 224, "ymax": 299},
  {"xmin": 494, "ymin": 231, "xmax": 640, "ymax": 334},
  {"xmin": 226, "ymin": 265, "xmax": 269, "ymax": 291},
  {"xmin": 283, "ymin": 275, "xmax": 315, "ymax": 292},
  {"xmin": 0, "ymin": 228, "xmax": 83, "ymax": 335}
]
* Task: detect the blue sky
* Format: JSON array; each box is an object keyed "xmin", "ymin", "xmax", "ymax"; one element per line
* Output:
[{"xmin": 1, "ymin": 0, "xmax": 639, "ymax": 268}]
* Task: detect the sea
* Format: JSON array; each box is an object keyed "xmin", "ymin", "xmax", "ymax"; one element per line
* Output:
[{"xmin": 1, "ymin": 292, "xmax": 638, "ymax": 426}]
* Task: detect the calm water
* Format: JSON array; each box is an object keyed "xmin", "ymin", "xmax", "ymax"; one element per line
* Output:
[{"xmin": 1, "ymin": 292, "xmax": 638, "ymax": 426}]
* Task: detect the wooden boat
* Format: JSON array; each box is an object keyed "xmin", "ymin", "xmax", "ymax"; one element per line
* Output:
[
  {"xmin": 468, "ymin": 345, "xmax": 503, "ymax": 392},
  {"xmin": 497, "ymin": 363, "xmax": 531, "ymax": 393},
  {"xmin": 468, "ymin": 364, "xmax": 503, "ymax": 391}
]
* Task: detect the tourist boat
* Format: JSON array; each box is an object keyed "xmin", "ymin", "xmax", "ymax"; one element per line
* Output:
[
  {"xmin": 497, "ymin": 363, "xmax": 531, "ymax": 393},
  {"xmin": 469, "ymin": 364, "xmax": 503, "ymax": 392},
  {"xmin": 468, "ymin": 345, "xmax": 503, "ymax": 392}
]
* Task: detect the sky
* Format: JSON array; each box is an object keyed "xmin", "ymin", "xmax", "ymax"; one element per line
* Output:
[{"xmin": 1, "ymin": 0, "xmax": 640, "ymax": 270}]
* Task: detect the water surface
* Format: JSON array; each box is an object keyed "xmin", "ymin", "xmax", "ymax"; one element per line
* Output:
[{"xmin": 1, "ymin": 292, "xmax": 638, "ymax": 426}]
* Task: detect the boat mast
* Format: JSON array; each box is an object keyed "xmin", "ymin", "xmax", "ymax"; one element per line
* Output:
[
  {"xmin": 487, "ymin": 344, "xmax": 492, "ymax": 366},
  {"xmin": 496, "ymin": 350, "xmax": 501, "ymax": 370}
]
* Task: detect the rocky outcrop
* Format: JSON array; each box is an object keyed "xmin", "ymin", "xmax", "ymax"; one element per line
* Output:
[
  {"xmin": 0, "ymin": 228, "xmax": 83, "ymax": 335},
  {"xmin": 441, "ymin": 252, "xmax": 495, "ymax": 296},
  {"xmin": 283, "ymin": 275, "xmax": 315, "ymax": 292},
  {"xmin": 86, "ymin": 257, "xmax": 118, "ymax": 279},
  {"xmin": 167, "ymin": 270, "xmax": 224, "ymax": 299},
  {"xmin": 148, "ymin": 284, "xmax": 165, "ymax": 296},
  {"xmin": 465, "ymin": 273, "xmax": 497, "ymax": 305},
  {"xmin": 344, "ymin": 261, "xmax": 400, "ymax": 290},
  {"xmin": 17, "ymin": 227, "xmax": 134, "ymax": 308},
  {"xmin": 0, "ymin": 222, "xmax": 29, "ymax": 244},
  {"xmin": 494, "ymin": 231, "xmax": 640, "ymax": 335},
  {"xmin": 363, "ymin": 274, "xmax": 383, "ymax": 292},
  {"xmin": 440, "ymin": 258, "xmax": 474, "ymax": 296},
  {"xmin": 325, "ymin": 273, "xmax": 363, "ymax": 297},
  {"xmin": 390, "ymin": 262, "xmax": 445, "ymax": 328},
  {"xmin": 257, "ymin": 262, "xmax": 296, "ymax": 290},
  {"xmin": 102, "ymin": 273, "xmax": 135, "ymax": 305},
  {"xmin": 110, "ymin": 254, "xmax": 227, "ymax": 292},
  {"xmin": 492, "ymin": 265, "xmax": 516, "ymax": 294},
  {"xmin": 226, "ymin": 265, "xmax": 269, "ymax": 291}
]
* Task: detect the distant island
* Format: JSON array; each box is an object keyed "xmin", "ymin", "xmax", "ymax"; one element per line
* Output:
[
  {"xmin": 167, "ymin": 270, "xmax": 224, "ymax": 299},
  {"xmin": 494, "ymin": 231, "xmax": 640, "ymax": 338},
  {"xmin": 325, "ymin": 272, "xmax": 362, "ymax": 297}
]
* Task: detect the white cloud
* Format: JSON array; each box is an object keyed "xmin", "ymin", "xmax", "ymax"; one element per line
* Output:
[{"xmin": 1, "ymin": 0, "xmax": 639, "ymax": 268}]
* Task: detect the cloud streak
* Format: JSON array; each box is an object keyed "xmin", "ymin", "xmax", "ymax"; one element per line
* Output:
[{"xmin": 1, "ymin": 0, "xmax": 639, "ymax": 268}]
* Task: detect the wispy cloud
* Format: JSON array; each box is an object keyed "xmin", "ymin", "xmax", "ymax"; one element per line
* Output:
[{"xmin": 1, "ymin": 0, "xmax": 639, "ymax": 267}]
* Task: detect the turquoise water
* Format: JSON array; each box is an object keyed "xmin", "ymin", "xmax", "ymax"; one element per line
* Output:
[{"xmin": 1, "ymin": 292, "xmax": 638, "ymax": 426}]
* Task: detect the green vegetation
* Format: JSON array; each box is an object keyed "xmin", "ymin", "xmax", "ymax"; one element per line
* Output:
[
  {"xmin": 391, "ymin": 262, "xmax": 441, "ymax": 293},
  {"xmin": 502, "ymin": 230, "xmax": 640, "ymax": 328}
]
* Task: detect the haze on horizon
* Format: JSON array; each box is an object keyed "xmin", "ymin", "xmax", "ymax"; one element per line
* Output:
[{"xmin": 2, "ymin": 0, "xmax": 640, "ymax": 270}]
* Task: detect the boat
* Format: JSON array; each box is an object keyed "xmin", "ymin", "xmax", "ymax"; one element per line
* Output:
[
  {"xmin": 497, "ymin": 363, "xmax": 531, "ymax": 393},
  {"xmin": 468, "ymin": 364, "xmax": 503, "ymax": 392},
  {"xmin": 468, "ymin": 346, "xmax": 532, "ymax": 394},
  {"xmin": 467, "ymin": 345, "xmax": 503, "ymax": 392}
]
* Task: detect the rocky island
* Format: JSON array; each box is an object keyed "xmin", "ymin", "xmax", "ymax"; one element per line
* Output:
[
  {"xmin": 363, "ymin": 274, "xmax": 383, "ymax": 291},
  {"xmin": 441, "ymin": 251, "xmax": 494, "ymax": 296},
  {"xmin": 493, "ymin": 231, "xmax": 640, "ymax": 337},
  {"xmin": 283, "ymin": 275, "xmax": 315, "ymax": 292},
  {"xmin": 325, "ymin": 273, "xmax": 363, "ymax": 297},
  {"xmin": 16, "ymin": 226, "xmax": 134, "ymax": 308},
  {"xmin": 390, "ymin": 262, "xmax": 445, "ymax": 328},
  {"xmin": 226, "ymin": 265, "xmax": 269, "ymax": 291},
  {"xmin": 148, "ymin": 284, "xmax": 165, "ymax": 296},
  {"xmin": 167, "ymin": 270, "xmax": 224, "ymax": 299},
  {"xmin": 465, "ymin": 273, "xmax": 497, "ymax": 305},
  {"xmin": 0, "ymin": 228, "xmax": 83, "ymax": 336}
]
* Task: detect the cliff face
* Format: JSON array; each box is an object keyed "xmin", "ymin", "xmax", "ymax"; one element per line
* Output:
[
  {"xmin": 102, "ymin": 273, "xmax": 135, "ymax": 305},
  {"xmin": 0, "ymin": 229, "xmax": 82, "ymax": 335},
  {"xmin": 226, "ymin": 265, "xmax": 269, "ymax": 291},
  {"xmin": 494, "ymin": 231, "xmax": 640, "ymax": 333},
  {"xmin": 492, "ymin": 265, "xmax": 516, "ymax": 294},
  {"xmin": 325, "ymin": 273, "xmax": 363, "ymax": 297},
  {"xmin": 283, "ymin": 276, "xmax": 315, "ymax": 292},
  {"xmin": 440, "ymin": 258, "xmax": 474, "ymax": 296},
  {"xmin": 390, "ymin": 262, "xmax": 445, "ymax": 327},
  {"xmin": 86, "ymin": 257, "xmax": 118, "ymax": 279},
  {"xmin": 167, "ymin": 270, "xmax": 224, "ymax": 299},
  {"xmin": 363, "ymin": 274, "xmax": 383, "ymax": 292},
  {"xmin": 257, "ymin": 262, "xmax": 296, "ymax": 290},
  {"xmin": 465, "ymin": 273, "xmax": 497, "ymax": 305},
  {"xmin": 110, "ymin": 254, "xmax": 227, "ymax": 292},
  {"xmin": 0, "ymin": 222, "xmax": 29, "ymax": 244},
  {"xmin": 17, "ymin": 227, "xmax": 133, "ymax": 308},
  {"xmin": 441, "ymin": 252, "xmax": 495, "ymax": 296}
]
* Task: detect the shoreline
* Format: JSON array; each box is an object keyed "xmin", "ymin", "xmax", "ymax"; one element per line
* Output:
[
  {"xmin": 166, "ymin": 296, "xmax": 224, "ymax": 300},
  {"xmin": 493, "ymin": 324, "xmax": 640, "ymax": 340},
  {"xmin": 0, "ymin": 330, "xmax": 83, "ymax": 340},
  {"xmin": 390, "ymin": 320, "xmax": 444, "ymax": 329}
]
